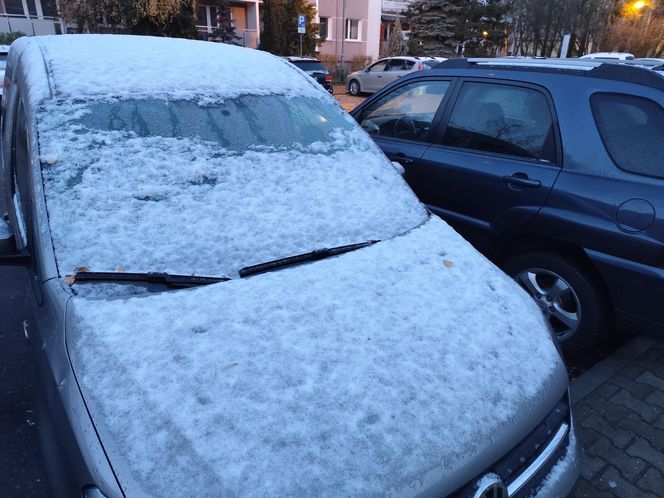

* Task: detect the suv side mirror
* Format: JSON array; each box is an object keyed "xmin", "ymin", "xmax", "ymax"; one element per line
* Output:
[{"xmin": 0, "ymin": 218, "xmax": 31, "ymax": 266}]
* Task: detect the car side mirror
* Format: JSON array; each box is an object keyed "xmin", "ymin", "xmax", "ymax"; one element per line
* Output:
[
  {"xmin": 0, "ymin": 218, "xmax": 31, "ymax": 266},
  {"xmin": 364, "ymin": 68, "xmax": 370, "ymax": 73},
  {"xmin": 391, "ymin": 161, "xmax": 405, "ymax": 176}
]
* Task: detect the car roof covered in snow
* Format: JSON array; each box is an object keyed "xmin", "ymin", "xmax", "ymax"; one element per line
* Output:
[{"xmin": 8, "ymin": 34, "xmax": 321, "ymax": 105}]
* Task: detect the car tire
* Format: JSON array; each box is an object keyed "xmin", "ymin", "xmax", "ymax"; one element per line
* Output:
[
  {"xmin": 502, "ymin": 251, "xmax": 611, "ymax": 356},
  {"xmin": 349, "ymin": 80, "xmax": 361, "ymax": 96}
]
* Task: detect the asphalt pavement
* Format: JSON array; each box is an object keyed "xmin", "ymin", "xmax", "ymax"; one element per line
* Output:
[{"xmin": 0, "ymin": 266, "xmax": 50, "ymax": 497}]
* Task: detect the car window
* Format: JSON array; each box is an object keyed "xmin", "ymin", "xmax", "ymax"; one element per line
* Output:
[
  {"xmin": 291, "ymin": 60, "xmax": 327, "ymax": 73},
  {"xmin": 387, "ymin": 60, "xmax": 406, "ymax": 71},
  {"xmin": 591, "ymin": 93, "xmax": 664, "ymax": 179},
  {"xmin": 441, "ymin": 82, "xmax": 556, "ymax": 163},
  {"xmin": 404, "ymin": 60, "xmax": 415, "ymax": 70},
  {"xmin": 358, "ymin": 80, "xmax": 451, "ymax": 141},
  {"xmin": 368, "ymin": 61, "xmax": 388, "ymax": 72}
]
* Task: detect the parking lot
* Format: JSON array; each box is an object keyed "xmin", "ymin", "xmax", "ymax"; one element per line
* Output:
[{"xmin": 1, "ymin": 38, "xmax": 663, "ymax": 497}]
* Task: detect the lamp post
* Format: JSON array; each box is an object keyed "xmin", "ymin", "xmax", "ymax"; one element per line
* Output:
[{"xmin": 340, "ymin": 0, "xmax": 346, "ymax": 80}]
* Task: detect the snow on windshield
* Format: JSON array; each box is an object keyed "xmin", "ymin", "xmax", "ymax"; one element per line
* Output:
[{"xmin": 37, "ymin": 96, "xmax": 426, "ymax": 277}]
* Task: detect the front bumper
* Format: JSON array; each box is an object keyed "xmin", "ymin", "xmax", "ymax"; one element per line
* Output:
[{"xmin": 533, "ymin": 426, "xmax": 581, "ymax": 498}]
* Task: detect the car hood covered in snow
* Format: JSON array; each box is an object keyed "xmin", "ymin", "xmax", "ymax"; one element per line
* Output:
[{"xmin": 67, "ymin": 216, "xmax": 566, "ymax": 497}]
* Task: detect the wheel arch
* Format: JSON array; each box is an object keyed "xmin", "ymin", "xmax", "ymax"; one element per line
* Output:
[{"xmin": 492, "ymin": 233, "xmax": 614, "ymax": 307}]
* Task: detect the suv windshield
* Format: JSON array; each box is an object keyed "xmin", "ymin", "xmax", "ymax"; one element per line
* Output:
[{"xmin": 37, "ymin": 95, "xmax": 426, "ymax": 278}]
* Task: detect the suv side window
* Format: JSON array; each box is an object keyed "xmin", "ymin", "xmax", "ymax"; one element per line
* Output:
[
  {"xmin": 441, "ymin": 82, "xmax": 556, "ymax": 163},
  {"xmin": 357, "ymin": 80, "xmax": 451, "ymax": 141},
  {"xmin": 591, "ymin": 93, "xmax": 664, "ymax": 179}
]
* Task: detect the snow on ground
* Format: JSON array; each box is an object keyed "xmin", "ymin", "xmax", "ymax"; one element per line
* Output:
[{"xmin": 69, "ymin": 216, "xmax": 564, "ymax": 497}]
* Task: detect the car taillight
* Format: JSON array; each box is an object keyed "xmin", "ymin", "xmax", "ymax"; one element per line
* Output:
[
  {"xmin": 324, "ymin": 75, "xmax": 332, "ymax": 82},
  {"xmin": 418, "ymin": 62, "xmax": 423, "ymax": 70}
]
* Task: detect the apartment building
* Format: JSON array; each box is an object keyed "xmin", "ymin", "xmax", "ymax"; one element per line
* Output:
[
  {"xmin": 314, "ymin": 0, "xmax": 381, "ymax": 63},
  {"xmin": 380, "ymin": 0, "xmax": 412, "ymax": 55},
  {"xmin": 0, "ymin": 0, "xmax": 59, "ymax": 35},
  {"xmin": 196, "ymin": 0, "xmax": 261, "ymax": 48}
]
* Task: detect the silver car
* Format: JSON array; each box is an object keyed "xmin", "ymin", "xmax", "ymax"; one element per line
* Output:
[
  {"xmin": 346, "ymin": 56, "xmax": 438, "ymax": 95},
  {"xmin": 1, "ymin": 35, "xmax": 579, "ymax": 497}
]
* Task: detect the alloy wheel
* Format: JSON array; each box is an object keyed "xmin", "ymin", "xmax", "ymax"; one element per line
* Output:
[{"xmin": 515, "ymin": 268, "xmax": 581, "ymax": 341}]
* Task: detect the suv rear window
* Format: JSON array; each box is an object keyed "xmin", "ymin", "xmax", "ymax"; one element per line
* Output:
[
  {"xmin": 291, "ymin": 60, "xmax": 328, "ymax": 73},
  {"xmin": 591, "ymin": 93, "xmax": 664, "ymax": 179}
]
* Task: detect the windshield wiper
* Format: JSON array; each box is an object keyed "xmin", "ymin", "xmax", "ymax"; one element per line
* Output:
[
  {"xmin": 67, "ymin": 271, "xmax": 231, "ymax": 288},
  {"xmin": 239, "ymin": 241, "xmax": 379, "ymax": 278}
]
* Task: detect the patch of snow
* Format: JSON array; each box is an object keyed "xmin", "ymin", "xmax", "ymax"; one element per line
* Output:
[
  {"xmin": 10, "ymin": 35, "xmax": 325, "ymax": 104},
  {"xmin": 532, "ymin": 429, "xmax": 579, "ymax": 497},
  {"xmin": 69, "ymin": 216, "xmax": 563, "ymax": 497}
]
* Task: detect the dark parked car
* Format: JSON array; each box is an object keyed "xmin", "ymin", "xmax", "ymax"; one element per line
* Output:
[
  {"xmin": 283, "ymin": 56, "xmax": 333, "ymax": 93},
  {"xmin": 352, "ymin": 58, "xmax": 664, "ymax": 354}
]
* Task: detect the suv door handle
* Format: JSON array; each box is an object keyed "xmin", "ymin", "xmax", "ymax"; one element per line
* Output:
[
  {"xmin": 503, "ymin": 174, "xmax": 541, "ymax": 188},
  {"xmin": 389, "ymin": 153, "xmax": 414, "ymax": 165}
]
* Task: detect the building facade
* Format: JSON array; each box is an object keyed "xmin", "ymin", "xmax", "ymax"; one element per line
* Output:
[
  {"xmin": 315, "ymin": 0, "xmax": 381, "ymax": 63},
  {"xmin": 196, "ymin": 0, "xmax": 261, "ymax": 48},
  {"xmin": 0, "ymin": 0, "xmax": 59, "ymax": 36}
]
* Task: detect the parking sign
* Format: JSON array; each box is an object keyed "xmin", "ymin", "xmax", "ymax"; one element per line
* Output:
[{"xmin": 298, "ymin": 14, "xmax": 306, "ymax": 34}]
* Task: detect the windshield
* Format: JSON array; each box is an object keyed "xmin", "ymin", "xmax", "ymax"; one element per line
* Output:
[
  {"xmin": 38, "ymin": 95, "xmax": 426, "ymax": 278},
  {"xmin": 0, "ymin": 54, "xmax": 7, "ymax": 70},
  {"xmin": 78, "ymin": 96, "xmax": 347, "ymax": 151}
]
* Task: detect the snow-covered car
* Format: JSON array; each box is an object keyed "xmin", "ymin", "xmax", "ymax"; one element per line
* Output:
[{"xmin": 0, "ymin": 35, "xmax": 580, "ymax": 497}]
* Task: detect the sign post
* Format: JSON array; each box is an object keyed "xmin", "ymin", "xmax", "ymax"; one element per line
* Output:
[{"xmin": 297, "ymin": 14, "xmax": 306, "ymax": 57}]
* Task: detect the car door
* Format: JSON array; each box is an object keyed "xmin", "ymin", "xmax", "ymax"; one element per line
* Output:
[
  {"xmin": 413, "ymin": 79, "xmax": 562, "ymax": 254},
  {"xmin": 352, "ymin": 77, "xmax": 455, "ymax": 170},
  {"xmin": 361, "ymin": 59, "xmax": 389, "ymax": 93}
]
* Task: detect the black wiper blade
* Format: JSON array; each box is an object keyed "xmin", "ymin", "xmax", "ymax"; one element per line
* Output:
[
  {"xmin": 239, "ymin": 240, "xmax": 379, "ymax": 278},
  {"xmin": 67, "ymin": 271, "xmax": 231, "ymax": 288}
]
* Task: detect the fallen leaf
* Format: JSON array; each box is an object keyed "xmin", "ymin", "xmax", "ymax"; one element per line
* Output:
[
  {"xmin": 443, "ymin": 259, "xmax": 454, "ymax": 268},
  {"xmin": 115, "ymin": 266, "xmax": 126, "ymax": 273},
  {"xmin": 74, "ymin": 266, "xmax": 90, "ymax": 273},
  {"xmin": 64, "ymin": 275, "xmax": 75, "ymax": 286}
]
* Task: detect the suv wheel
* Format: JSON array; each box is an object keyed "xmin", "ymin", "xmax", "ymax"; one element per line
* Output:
[
  {"xmin": 502, "ymin": 251, "xmax": 610, "ymax": 355},
  {"xmin": 349, "ymin": 80, "xmax": 361, "ymax": 96}
]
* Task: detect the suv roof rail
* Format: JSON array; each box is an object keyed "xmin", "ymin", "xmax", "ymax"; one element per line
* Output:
[{"xmin": 433, "ymin": 57, "xmax": 664, "ymax": 91}]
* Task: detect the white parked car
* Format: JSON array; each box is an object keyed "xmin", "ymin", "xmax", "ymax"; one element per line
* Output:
[
  {"xmin": 1, "ymin": 35, "xmax": 579, "ymax": 497},
  {"xmin": 580, "ymin": 52, "xmax": 634, "ymax": 60},
  {"xmin": 346, "ymin": 56, "xmax": 438, "ymax": 95}
]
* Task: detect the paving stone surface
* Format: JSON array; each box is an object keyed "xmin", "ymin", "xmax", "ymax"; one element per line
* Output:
[{"xmin": 570, "ymin": 337, "xmax": 664, "ymax": 497}]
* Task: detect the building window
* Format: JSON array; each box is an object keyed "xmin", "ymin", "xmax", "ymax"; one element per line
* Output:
[
  {"xmin": 4, "ymin": 0, "xmax": 25, "ymax": 16},
  {"xmin": 319, "ymin": 17, "xmax": 328, "ymax": 39},
  {"xmin": 197, "ymin": 5, "xmax": 208, "ymax": 27},
  {"xmin": 346, "ymin": 19, "xmax": 359, "ymax": 40},
  {"xmin": 41, "ymin": 0, "xmax": 58, "ymax": 17}
]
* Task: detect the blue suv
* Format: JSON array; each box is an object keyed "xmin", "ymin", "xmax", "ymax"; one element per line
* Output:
[{"xmin": 352, "ymin": 58, "xmax": 664, "ymax": 354}]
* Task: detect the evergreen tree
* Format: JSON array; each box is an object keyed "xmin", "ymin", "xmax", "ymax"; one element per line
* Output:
[
  {"xmin": 386, "ymin": 15, "xmax": 405, "ymax": 56},
  {"xmin": 259, "ymin": 0, "xmax": 320, "ymax": 56},
  {"xmin": 407, "ymin": 0, "xmax": 464, "ymax": 56},
  {"xmin": 408, "ymin": 0, "xmax": 508, "ymax": 56},
  {"xmin": 212, "ymin": 0, "xmax": 241, "ymax": 44}
]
